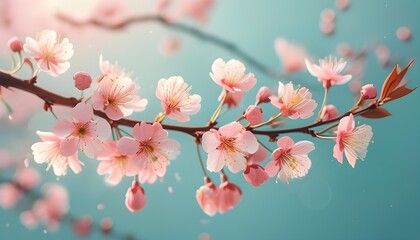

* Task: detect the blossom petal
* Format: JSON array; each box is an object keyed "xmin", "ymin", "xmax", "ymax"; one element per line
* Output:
[
  {"xmin": 71, "ymin": 102, "xmax": 93, "ymax": 124},
  {"xmin": 206, "ymin": 150, "xmax": 225, "ymax": 172}
]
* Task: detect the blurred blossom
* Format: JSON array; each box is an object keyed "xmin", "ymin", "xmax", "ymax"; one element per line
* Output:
[
  {"xmin": 396, "ymin": 26, "xmax": 411, "ymax": 42},
  {"xmin": 159, "ymin": 37, "xmax": 181, "ymax": 55},
  {"xmin": 274, "ymin": 38, "xmax": 308, "ymax": 73}
]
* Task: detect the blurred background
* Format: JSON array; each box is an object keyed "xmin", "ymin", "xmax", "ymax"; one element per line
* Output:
[{"xmin": 0, "ymin": 0, "xmax": 419, "ymax": 239}]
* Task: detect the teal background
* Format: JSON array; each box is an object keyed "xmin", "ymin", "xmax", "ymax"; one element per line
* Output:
[{"xmin": 1, "ymin": 0, "xmax": 419, "ymax": 239}]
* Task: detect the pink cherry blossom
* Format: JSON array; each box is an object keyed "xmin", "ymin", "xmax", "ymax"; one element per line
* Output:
[
  {"xmin": 243, "ymin": 105, "xmax": 263, "ymax": 125},
  {"xmin": 305, "ymin": 56, "xmax": 352, "ymax": 88},
  {"xmin": 243, "ymin": 164, "xmax": 269, "ymax": 187},
  {"xmin": 155, "ymin": 76, "xmax": 201, "ymax": 122},
  {"xmin": 220, "ymin": 90, "xmax": 243, "ymax": 108},
  {"xmin": 218, "ymin": 175, "xmax": 242, "ymax": 214},
  {"xmin": 275, "ymin": 38, "xmax": 308, "ymax": 73},
  {"xmin": 255, "ymin": 86, "xmax": 272, "ymax": 105},
  {"xmin": 196, "ymin": 177, "xmax": 219, "ymax": 216},
  {"xmin": 99, "ymin": 55, "xmax": 127, "ymax": 78},
  {"xmin": 52, "ymin": 102, "xmax": 111, "ymax": 158},
  {"xmin": 243, "ymin": 145, "xmax": 269, "ymax": 187},
  {"xmin": 31, "ymin": 131, "xmax": 82, "ymax": 176},
  {"xmin": 269, "ymin": 81, "xmax": 317, "ymax": 119},
  {"xmin": 23, "ymin": 29, "xmax": 74, "ymax": 77},
  {"xmin": 138, "ymin": 165, "xmax": 159, "ymax": 184},
  {"xmin": 8, "ymin": 36, "xmax": 23, "ymax": 52},
  {"xmin": 92, "ymin": 75, "xmax": 148, "ymax": 120},
  {"xmin": 90, "ymin": 0, "xmax": 129, "ymax": 27},
  {"xmin": 361, "ymin": 84, "xmax": 377, "ymax": 99},
  {"xmin": 96, "ymin": 141, "xmax": 142, "ymax": 185},
  {"xmin": 210, "ymin": 58, "xmax": 256, "ymax": 93},
  {"xmin": 73, "ymin": 71, "xmax": 92, "ymax": 91},
  {"xmin": 125, "ymin": 180, "xmax": 147, "ymax": 212},
  {"xmin": 0, "ymin": 183, "xmax": 23, "ymax": 209},
  {"xmin": 118, "ymin": 122, "xmax": 180, "ymax": 178},
  {"xmin": 333, "ymin": 114, "xmax": 373, "ymax": 168},
  {"xmin": 202, "ymin": 121, "xmax": 259, "ymax": 173},
  {"xmin": 375, "ymin": 45, "xmax": 390, "ymax": 67},
  {"xmin": 321, "ymin": 104, "xmax": 339, "ymax": 122},
  {"xmin": 30, "ymin": 184, "xmax": 69, "ymax": 230},
  {"xmin": 265, "ymin": 136, "xmax": 315, "ymax": 183}
]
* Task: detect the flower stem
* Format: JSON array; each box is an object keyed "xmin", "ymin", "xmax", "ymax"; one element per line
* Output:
[
  {"xmin": 195, "ymin": 142, "xmax": 207, "ymax": 177},
  {"xmin": 316, "ymin": 123, "xmax": 339, "ymax": 135},
  {"xmin": 316, "ymin": 87, "xmax": 329, "ymax": 122},
  {"xmin": 250, "ymin": 112, "xmax": 282, "ymax": 129},
  {"xmin": 209, "ymin": 91, "xmax": 227, "ymax": 124}
]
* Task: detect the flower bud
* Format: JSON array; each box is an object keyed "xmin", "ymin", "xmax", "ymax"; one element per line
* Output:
[
  {"xmin": 243, "ymin": 105, "xmax": 263, "ymax": 125},
  {"xmin": 361, "ymin": 84, "xmax": 377, "ymax": 99},
  {"xmin": 321, "ymin": 104, "xmax": 339, "ymax": 121},
  {"xmin": 73, "ymin": 71, "xmax": 92, "ymax": 91},
  {"xmin": 196, "ymin": 176, "xmax": 219, "ymax": 216},
  {"xmin": 243, "ymin": 164, "xmax": 269, "ymax": 187},
  {"xmin": 7, "ymin": 37, "xmax": 23, "ymax": 52},
  {"xmin": 218, "ymin": 175, "xmax": 242, "ymax": 214},
  {"xmin": 125, "ymin": 181, "xmax": 147, "ymax": 212},
  {"xmin": 255, "ymin": 86, "xmax": 272, "ymax": 104}
]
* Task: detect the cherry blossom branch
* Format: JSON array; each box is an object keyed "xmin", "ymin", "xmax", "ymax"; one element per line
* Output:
[
  {"xmin": 0, "ymin": 70, "xmax": 377, "ymax": 140},
  {"xmin": 56, "ymin": 13, "xmax": 283, "ymax": 79}
]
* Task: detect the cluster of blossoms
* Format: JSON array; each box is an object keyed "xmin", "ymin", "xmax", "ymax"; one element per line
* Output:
[{"xmin": 1, "ymin": 29, "xmax": 414, "ymax": 219}]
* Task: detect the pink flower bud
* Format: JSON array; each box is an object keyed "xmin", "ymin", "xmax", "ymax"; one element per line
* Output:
[
  {"xmin": 7, "ymin": 37, "xmax": 23, "ymax": 52},
  {"xmin": 196, "ymin": 177, "xmax": 219, "ymax": 216},
  {"xmin": 73, "ymin": 71, "xmax": 92, "ymax": 90},
  {"xmin": 125, "ymin": 181, "xmax": 147, "ymax": 212},
  {"xmin": 243, "ymin": 105, "xmax": 263, "ymax": 125},
  {"xmin": 321, "ymin": 104, "xmax": 339, "ymax": 121},
  {"xmin": 361, "ymin": 84, "xmax": 377, "ymax": 99},
  {"xmin": 255, "ymin": 86, "xmax": 272, "ymax": 104},
  {"xmin": 218, "ymin": 175, "xmax": 242, "ymax": 214},
  {"xmin": 72, "ymin": 216, "xmax": 92, "ymax": 237},
  {"xmin": 243, "ymin": 164, "xmax": 269, "ymax": 187}
]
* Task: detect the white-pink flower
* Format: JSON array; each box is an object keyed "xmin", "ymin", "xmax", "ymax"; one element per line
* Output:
[
  {"xmin": 333, "ymin": 114, "xmax": 373, "ymax": 168},
  {"xmin": 31, "ymin": 131, "xmax": 82, "ymax": 176},
  {"xmin": 155, "ymin": 76, "xmax": 201, "ymax": 122},
  {"xmin": 96, "ymin": 141, "xmax": 142, "ymax": 185},
  {"xmin": 92, "ymin": 76, "xmax": 148, "ymax": 120},
  {"xmin": 305, "ymin": 56, "xmax": 352, "ymax": 88},
  {"xmin": 210, "ymin": 58, "xmax": 257, "ymax": 93},
  {"xmin": 202, "ymin": 121, "xmax": 259, "ymax": 173},
  {"xmin": 265, "ymin": 136, "xmax": 315, "ymax": 184},
  {"xmin": 23, "ymin": 30, "xmax": 74, "ymax": 77},
  {"xmin": 270, "ymin": 81, "xmax": 317, "ymax": 119},
  {"xmin": 118, "ymin": 122, "xmax": 180, "ymax": 178},
  {"xmin": 52, "ymin": 102, "xmax": 111, "ymax": 158}
]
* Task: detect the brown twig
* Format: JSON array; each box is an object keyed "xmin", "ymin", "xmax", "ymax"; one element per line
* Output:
[{"xmin": 0, "ymin": 70, "xmax": 377, "ymax": 140}]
